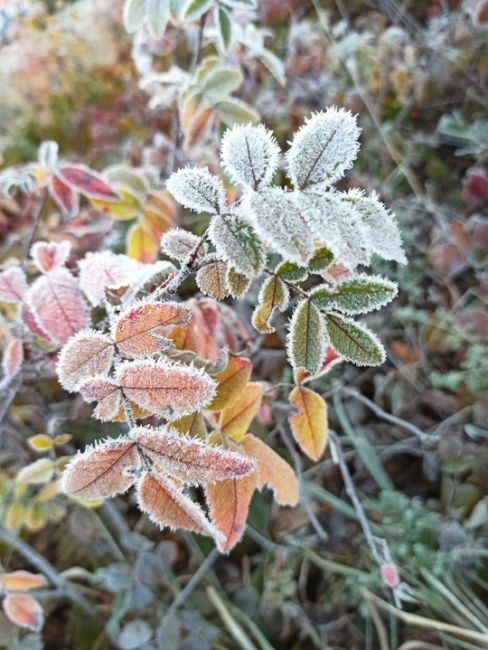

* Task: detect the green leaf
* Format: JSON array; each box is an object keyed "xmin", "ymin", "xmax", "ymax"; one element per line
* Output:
[
  {"xmin": 202, "ymin": 67, "xmax": 243, "ymax": 103},
  {"xmin": 146, "ymin": 0, "xmax": 170, "ymax": 38},
  {"xmin": 287, "ymin": 300, "xmax": 326, "ymax": 373},
  {"xmin": 275, "ymin": 261, "xmax": 308, "ymax": 283},
  {"xmin": 182, "ymin": 0, "xmax": 212, "ymax": 20},
  {"xmin": 123, "ymin": 0, "xmax": 147, "ymax": 32},
  {"xmin": 256, "ymin": 48, "xmax": 285, "ymax": 86},
  {"xmin": 209, "ymin": 214, "xmax": 265, "ymax": 277},
  {"xmin": 308, "ymin": 246, "xmax": 334, "ymax": 273},
  {"xmin": 215, "ymin": 99, "xmax": 259, "ymax": 126},
  {"xmin": 310, "ymin": 274, "xmax": 398, "ymax": 315},
  {"xmin": 252, "ymin": 275, "xmax": 289, "ymax": 334},
  {"xmin": 324, "ymin": 314, "xmax": 385, "ymax": 366},
  {"xmin": 216, "ymin": 6, "xmax": 232, "ymax": 51}
]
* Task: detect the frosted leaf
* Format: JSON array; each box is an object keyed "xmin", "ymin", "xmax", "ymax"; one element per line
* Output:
[
  {"xmin": 137, "ymin": 472, "xmax": 219, "ymax": 539},
  {"xmin": 30, "ymin": 240, "xmax": 71, "ymax": 273},
  {"xmin": 310, "ymin": 274, "xmax": 398, "ymax": 315},
  {"xmin": 0, "ymin": 266, "xmax": 28, "ymax": 303},
  {"xmin": 3, "ymin": 593, "xmax": 44, "ymax": 632},
  {"xmin": 116, "ymin": 359, "xmax": 217, "ymax": 418},
  {"xmin": 123, "ymin": 0, "xmax": 147, "ymax": 33},
  {"xmin": 208, "ymin": 213, "xmax": 265, "ymax": 277},
  {"xmin": 226, "ymin": 267, "xmax": 251, "ymax": 297},
  {"xmin": 78, "ymin": 377, "xmax": 122, "ymax": 422},
  {"xmin": 113, "ymin": 300, "xmax": 192, "ymax": 358},
  {"xmin": 130, "ymin": 426, "xmax": 256, "ymax": 484},
  {"xmin": 2, "ymin": 339, "xmax": 24, "ymax": 377},
  {"xmin": 127, "ymin": 260, "xmax": 176, "ymax": 302},
  {"xmin": 78, "ymin": 251, "xmax": 141, "ymax": 307},
  {"xmin": 161, "ymin": 228, "xmax": 201, "ymax": 262},
  {"xmin": 343, "ymin": 189, "xmax": 407, "ymax": 264},
  {"xmin": 324, "ymin": 313, "xmax": 386, "ymax": 366},
  {"xmin": 49, "ymin": 176, "xmax": 79, "ymax": 218},
  {"xmin": 57, "ymin": 330, "xmax": 114, "ymax": 392},
  {"xmin": 166, "ymin": 167, "xmax": 226, "ymax": 214},
  {"xmin": 252, "ymin": 275, "xmax": 289, "ymax": 334},
  {"xmin": 287, "ymin": 299, "xmax": 327, "ymax": 374},
  {"xmin": 299, "ymin": 190, "xmax": 370, "ymax": 269},
  {"xmin": 26, "ymin": 268, "xmax": 90, "ymax": 345},
  {"xmin": 248, "ymin": 187, "xmax": 314, "ymax": 264},
  {"xmin": 62, "ymin": 437, "xmax": 139, "ymax": 499},
  {"xmin": 220, "ymin": 123, "xmax": 280, "ymax": 189},
  {"xmin": 275, "ymin": 261, "xmax": 308, "ymax": 283},
  {"xmin": 196, "ymin": 260, "xmax": 230, "ymax": 299},
  {"xmin": 38, "ymin": 140, "xmax": 58, "ymax": 171},
  {"xmin": 308, "ymin": 246, "xmax": 334, "ymax": 273},
  {"xmin": 287, "ymin": 107, "xmax": 360, "ymax": 189}
]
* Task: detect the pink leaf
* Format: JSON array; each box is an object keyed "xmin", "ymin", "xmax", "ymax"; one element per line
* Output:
[
  {"xmin": 130, "ymin": 426, "xmax": 256, "ymax": 484},
  {"xmin": 62, "ymin": 437, "xmax": 139, "ymax": 498},
  {"xmin": 113, "ymin": 300, "xmax": 192, "ymax": 358},
  {"xmin": 0, "ymin": 267, "xmax": 28, "ymax": 303},
  {"xmin": 57, "ymin": 330, "xmax": 114, "ymax": 392},
  {"xmin": 3, "ymin": 594, "xmax": 44, "ymax": 632},
  {"xmin": 137, "ymin": 472, "xmax": 219, "ymax": 538},
  {"xmin": 57, "ymin": 165, "xmax": 119, "ymax": 200},
  {"xmin": 26, "ymin": 268, "xmax": 90, "ymax": 345},
  {"xmin": 116, "ymin": 359, "xmax": 216, "ymax": 418},
  {"xmin": 78, "ymin": 251, "xmax": 141, "ymax": 306},
  {"xmin": 381, "ymin": 562, "xmax": 400, "ymax": 588},
  {"xmin": 31, "ymin": 240, "xmax": 72, "ymax": 273},
  {"xmin": 78, "ymin": 377, "xmax": 122, "ymax": 421},
  {"xmin": 49, "ymin": 176, "xmax": 79, "ymax": 217},
  {"xmin": 20, "ymin": 304, "xmax": 50, "ymax": 340},
  {"xmin": 2, "ymin": 339, "xmax": 24, "ymax": 377}
]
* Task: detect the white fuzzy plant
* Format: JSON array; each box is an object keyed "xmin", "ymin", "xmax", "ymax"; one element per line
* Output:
[{"xmin": 164, "ymin": 107, "xmax": 406, "ymax": 373}]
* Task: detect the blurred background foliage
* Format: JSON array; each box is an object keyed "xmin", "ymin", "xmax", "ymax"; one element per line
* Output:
[{"xmin": 0, "ymin": 0, "xmax": 487, "ymax": 648}]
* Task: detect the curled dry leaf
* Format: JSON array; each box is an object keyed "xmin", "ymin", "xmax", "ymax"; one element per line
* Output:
[
  {"xmin": 30, "ymin": 240, "xmax": 71, "ymax": 273},
  {"xmin": 241, "ymin": 434, "xmax": 299, "ymax": 506},
  {"xmin": 78, "ymin": 377, "xmax": 122, "ymax": 421},
  {"xmin": 116, "ymin": 359, "xmax": 216, "ymax": 418},
  {"xmin": 62, "ymin": 437, "xmax": 139, "ymax": 499},
  {"xmin": 2, "ymin": 339, "xmax": 24, "ymax": 377},
  {"xmin": 288, "ymin": 385, "xmax": 328, "ymax": 461},
  {"xmin": 218, "ymin": 382, "xmax": 264, "ymax": 441},
  {"xmin": 205, "ymin": 432, "xmax": 258, "ymax": 553},
  {"xmin": 3, "ymin": 593, "xmax": 44, "ymax": 632},
  {"xmin": 114, "ymin": 300, "xmax": 192, "ymax": 358},
  {"xmin": 26, "ymin": 268, "xmax": 90, "ymax": 345},
  {"xmin": 130, "ymin": 426, "xmax": 256, "ymax": 484},
  {"xmin": 57, "ymin": 330, "xmax": 114, "ymax": 392},
  {"xmin": 0, "ymin": 571, "xmax": 47, "ymax": 592},
  {"xmin": 0, "ymin": 266, "xmax": 28, "ymax": 303},
  {"xmin": 137, "ymin": 472, "xmax": 219, "ymax": 539},
  {"xmin": 78, "ymin": 251, "xmax": 141, "ymax": 306}
]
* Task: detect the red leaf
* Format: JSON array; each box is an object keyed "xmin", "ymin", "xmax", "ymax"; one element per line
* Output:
[
  {"xmin": 31, "ymin": 240, "xmax": 71, "ymax": 273},
  {"xmin": 137, "ymin": 472, "xmax": 219, "ymax": 538},
  {"xmin": 62, "ymin": 437, "xmax": 139, "ymax": 498},
  {"xmin": 130, "ymin": 426, "xmax": 256, "ymax": 484},
  {"xmin": 57, "ymin": 165, "xmax": 119, "ymax": 200},
  {"xmin": 26, "ymin": 268, "xmax": 90, "ymax": 345},
  {"xmin": 0, "ymin": 267, "xmax": 28, "ymax": 303},
  {"xmin": 49, "ymin": 176, "xmax": 79, "ymax": 217},
  {"xmin": 3, "ymin": 594, "xmax": 44, "ymax": 631},
  {"xmin": 2, "ymin": 339, "xmax": 24, "ymax": 377}
]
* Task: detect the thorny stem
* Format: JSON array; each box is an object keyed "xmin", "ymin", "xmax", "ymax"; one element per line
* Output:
[{"xmin": 0, "ymin": 524, "xmax": 98, "ymax": 618}]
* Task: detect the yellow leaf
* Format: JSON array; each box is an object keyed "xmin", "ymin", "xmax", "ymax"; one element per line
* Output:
[
  {"xmin": 0, "ymin": 571, "xmax": 47, "ymax": 592},
  {"xmin": 27, "ymin": 435, "xmax": 53, "ymax": 453},
  {"xmin": 24, "ymin": 503, "xmax": 47, "ymax": 532},
  {"xmin": 208, "ymin": 356, "xmax": 252, "ymax": 411},
  {"xmin": 16, "ymin": 459, "xmax": 54, "ymax": 485},
  {"xmin": 169, "ymin": 412, "xmax": 207, "ymax": 438},
  {"xmin": 126, "ymin": 221, "xmax": 159, "ymax": 263},
  {"xmin": 218, "ymin": 382, "xmax": 263, "ymax": 441},
  {"xmin": 53, "ymin": 434, "xmax": 72, "ymax": 446},
  {"xmin": 288, "ymin": 386, "xmax": 328, "ymax": 461},
  {"xmin": 35, "ymin": 480, "xmax": 62, "ymax": 503},
  {"xmin": 4, "ymin": 502, "xmax": 25, "ymax": 530},
  {"xmin": 89, "ymin": 188, "xmax": 142, "ymax": 220}
]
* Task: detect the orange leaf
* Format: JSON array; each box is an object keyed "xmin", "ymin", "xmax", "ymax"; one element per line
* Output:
[
  {"xmin": 288, "ymin": 386, "xmax": 328, "ymax": 461},
  {"xmin": 62, "ymin": 438, "xmax": 139, "ymax": 499},
  {"xmin": 137, "ymin": 472, "xmax": 218, "ymax": 538},
  {"xmin": 240, "ymin": 434, "xmax": 299, "ymax": 506},
  {"xmin": 3, "ymin": 594, "xmax": 43, "ymax": 631},
  {"xmin": 114, "ymin": 300, "xmax": 192, "ymax": 358},
  {"xmin": 1, "ymin": 571, "xmax": 47, "ymax": 592},
  {"xmin": 127, "ymin": 222, "xmax": 158, "ymax": 263},
  {"xmin": 208, "ymin": 356, "xmax": 252, "ymax": 411},
  {"xmin": 218, "ymin": 382, "xmax": 264, "ymax": 441},
  {"xmin": 116, "ymin": 360, "xmax": 216, "ymax": 418},
  {"xmin": 57, "ymin": 330, "xmax": 114, "ymax": 392},
  {"xmin": 130, "ymin": 426, "xmax": 255, "ymax": 484},
  {"xmin": 205, "ymin": 432, "xmax": 257, "ymax": 553}
]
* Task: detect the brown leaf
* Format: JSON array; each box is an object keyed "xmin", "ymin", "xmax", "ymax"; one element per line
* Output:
[{"xmin": 62, "ymin": 438, "xmax": 139, "ymax": 499}]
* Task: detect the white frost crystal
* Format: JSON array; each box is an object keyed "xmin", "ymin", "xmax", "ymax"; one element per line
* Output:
[{"xmin": 166, "ymin": 167, "xmax": 226, "ymax": 214}]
